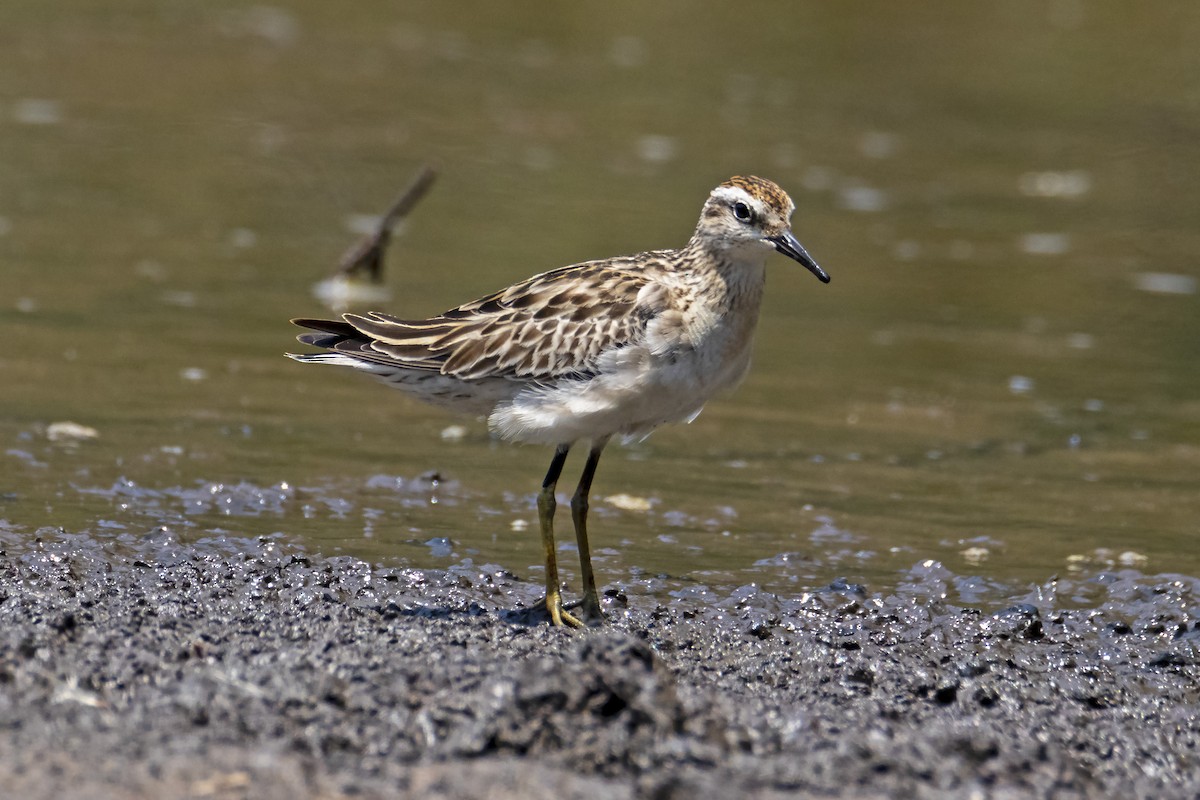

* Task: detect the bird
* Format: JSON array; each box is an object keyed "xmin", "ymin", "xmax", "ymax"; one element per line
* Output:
[{"xmin": 288, "ymin": 175, "xmax": 829, "ymax": 628}]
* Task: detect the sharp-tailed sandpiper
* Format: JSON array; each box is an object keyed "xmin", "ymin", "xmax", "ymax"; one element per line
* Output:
[{"xmin": 289, "ymin": 175, "xmax": 829, "ymax": 627}]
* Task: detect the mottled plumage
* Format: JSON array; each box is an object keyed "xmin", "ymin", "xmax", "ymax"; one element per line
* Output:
[{"xmin": 289, "ymin": 175, "xmax": 829, "ymax": 627}]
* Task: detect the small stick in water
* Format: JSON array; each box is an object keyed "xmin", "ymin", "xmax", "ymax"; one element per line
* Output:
[{"xmin": 335, "ymin": 164, "xmax": 438, "ymax": 284}]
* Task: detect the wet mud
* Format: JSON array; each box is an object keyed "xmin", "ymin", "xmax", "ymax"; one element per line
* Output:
[{"xmin": 1, "ymin": 528, "xmax": 1198, "ymax": 799}]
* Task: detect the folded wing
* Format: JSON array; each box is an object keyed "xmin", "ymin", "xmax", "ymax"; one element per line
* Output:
[{"xmin": 293, "ymin": 260, "xmax": 659, "ymax": 382}]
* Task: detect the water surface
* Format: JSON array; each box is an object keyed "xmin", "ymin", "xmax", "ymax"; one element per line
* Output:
[{"xmin": 3, "ymin": 2, "xmax": 1198, "ymax": 607}]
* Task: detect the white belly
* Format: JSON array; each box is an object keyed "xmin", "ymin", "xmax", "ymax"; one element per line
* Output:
[{"xmin": 488, "ymin": 323, "xmax": 756, "ymax": 445}]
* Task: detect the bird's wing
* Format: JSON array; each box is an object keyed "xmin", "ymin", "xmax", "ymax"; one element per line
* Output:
[{"xmin": 296, "ymin": 256, "xmax": 670, "ymax": 382}]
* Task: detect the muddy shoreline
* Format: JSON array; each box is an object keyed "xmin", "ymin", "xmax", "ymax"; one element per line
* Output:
[{"xmin": 1, "ymin": 528, "xmax": 1198, "ymax": 799}]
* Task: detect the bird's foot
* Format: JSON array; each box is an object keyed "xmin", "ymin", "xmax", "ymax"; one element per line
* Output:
[
  {"xmin": 562, "ymin": 591, "xmax": 606, "ymax": 626},
  {"xmin": 536, "ymin": 590, "xmax": 585, "ymax": 629}
]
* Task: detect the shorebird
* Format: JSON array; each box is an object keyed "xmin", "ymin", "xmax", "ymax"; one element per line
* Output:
[{"xmin": 288, "ymin": 176, "xmax": 829, "ymax": 627}]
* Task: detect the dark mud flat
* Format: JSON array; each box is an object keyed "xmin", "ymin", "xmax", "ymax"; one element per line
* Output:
[{"xmin": 1, "ymin": 530, "xmax": 1198, "ymax": 799}]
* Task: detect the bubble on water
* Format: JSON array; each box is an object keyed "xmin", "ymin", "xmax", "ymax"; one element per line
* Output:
[
  {"xmin": 228, "ymin": 228, "xmax": 258, "ymax": 249},
  {"xmin": 1132, "ymin": 272, "xmax": 1196, "ymax": 295},
  {"xmin": 1019, "ymin": 232, "xmax": 1070, "ymax": 255},
  {"xmin": 1008, "ymin": 375, "xmax": 1035, "ymax": 395},
  {"xmin": 180, "ymin": 367, "xmax": 207, "ymax": 382},
  {"xmin": 312, "ymin": 275, "xmax": 392, "ymax": 312},
  {"xmin": 1018, "ymin": 170, "xmax": 1091, "ymax": 198},
  {"xmin": 837, "ymin": 184, "xmax": 888, "ymax": 213},
  {"xmin": 13, "ymin": 98, "xmax": 63, "ymax": 125},
  {"xmin": 636, "ymin": 134, "xmax": 678, "ymax": 164}
]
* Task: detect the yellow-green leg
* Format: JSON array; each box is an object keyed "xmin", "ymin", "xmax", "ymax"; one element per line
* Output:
[
  {"xmin": 537, "ymin": 444, "xmax": 583, "ymax": 628},
  {"xmin": 569, "ymin": 437, "xmax": 609, "ymax": 624}
]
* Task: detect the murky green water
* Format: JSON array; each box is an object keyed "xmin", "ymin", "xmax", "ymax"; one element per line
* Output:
[{"xmin": 3, "ymin": 2, "xmax": 1198, "ymax": 606}]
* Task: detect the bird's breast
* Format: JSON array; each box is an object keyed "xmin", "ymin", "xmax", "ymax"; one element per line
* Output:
[{"xmin": 644, "ymin": 276, "xmax": 764, "ymax": 393}]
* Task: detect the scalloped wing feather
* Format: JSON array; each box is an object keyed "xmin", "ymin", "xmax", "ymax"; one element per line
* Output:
[{"xmin": 342, "ymin": 257, "xmax": 669, "ymax": 382}]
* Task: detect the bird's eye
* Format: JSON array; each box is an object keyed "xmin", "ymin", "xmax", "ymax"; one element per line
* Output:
[{"xmin": 731, "ymin": 201, "xmax": 753, "ymax": 223}]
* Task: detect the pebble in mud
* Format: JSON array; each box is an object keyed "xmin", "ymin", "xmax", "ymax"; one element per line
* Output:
[{"xmin": 0, "ymin": 529, "xmax": 1198, "ymax": 799}]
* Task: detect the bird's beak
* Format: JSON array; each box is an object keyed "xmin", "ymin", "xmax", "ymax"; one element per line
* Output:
[{"xmin": 769, "ymin": 231, "xmax": 829, "ymax": 283}]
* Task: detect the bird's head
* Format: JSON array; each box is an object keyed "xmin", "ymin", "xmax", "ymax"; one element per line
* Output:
[{"xmin": 695, "ymin": 175, "xmax": 829, "ymax": 283}]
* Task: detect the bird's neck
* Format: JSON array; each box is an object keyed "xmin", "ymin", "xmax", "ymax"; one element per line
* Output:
[{"xmin": 682, "ymin": 237, "xmax": 768, "ymax": 313}]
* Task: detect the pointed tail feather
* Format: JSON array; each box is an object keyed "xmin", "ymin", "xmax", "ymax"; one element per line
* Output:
[{"xmin": 291, "ymin": 317, "xmax": 359, "ymax": 337}]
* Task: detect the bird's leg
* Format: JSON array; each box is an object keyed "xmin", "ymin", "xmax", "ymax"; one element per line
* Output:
[
  {"xmin": 570, "ymin": 436, "xmax": 610, "ymax": 624},
  {"xmin": 537, "ymin": 443, "xmax": 583, "ymax": 628}
]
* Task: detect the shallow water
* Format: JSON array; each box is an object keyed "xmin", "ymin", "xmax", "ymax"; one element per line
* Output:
[{"xmin": 3, "ymin": 2, "xmax": 1199, "ymax": 609}]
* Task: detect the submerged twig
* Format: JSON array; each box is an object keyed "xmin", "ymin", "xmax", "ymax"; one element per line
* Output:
[{"xmin": 335, "ymin": 164, "xmax": 438, "ymax": 284}]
